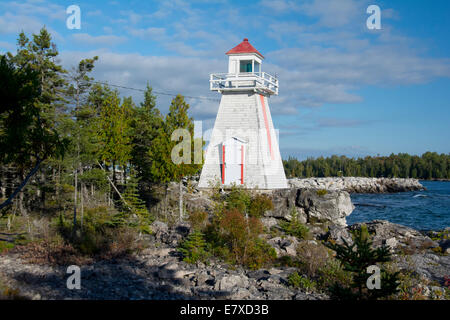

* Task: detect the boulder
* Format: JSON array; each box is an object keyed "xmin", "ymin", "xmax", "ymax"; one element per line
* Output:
[
  {"xmin": 266, "ymin": 188, "xmax": 354, "ymax": 227},
  {"xmin": 326, "ymin": 225, "xmax": 353, "ymax": 245},
  {"xmin": 267, "ymin": 236, "xmax": 300, "ymax": 257},
  {"xmin": 349, "ymin": 220, "xmax": 438, "ymax": 250},
  {"xmin": 296, "ymin": 189, "xmax": 354, "ymax": 227},
  {"xmin": 215, "ymin": 274, "xmax": 249, "ymax": 291}
]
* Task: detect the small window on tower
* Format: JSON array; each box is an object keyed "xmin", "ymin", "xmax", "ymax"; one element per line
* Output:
[
  {"xmin": 254, "ymin": 61, "xmax": 260, "ymax": 73},
  {"xmin": 240, "ymin": 60, "xmax": 252, "ymax": 73}
]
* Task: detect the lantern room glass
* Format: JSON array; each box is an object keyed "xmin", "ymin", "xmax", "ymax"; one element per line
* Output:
[{"xmin": 240, "ymin": 60, "xmax": 252, "ymax": 73}]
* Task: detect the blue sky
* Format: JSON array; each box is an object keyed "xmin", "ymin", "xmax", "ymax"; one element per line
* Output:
[{"xmin": 1, "ymin": 0, "xmax": 449, "ymax": 160}]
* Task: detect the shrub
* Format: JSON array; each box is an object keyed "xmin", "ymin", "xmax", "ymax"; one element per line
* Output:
[
  {"xmin": 225, "ymin": 187, "xmax": 251, "ymax": 213},
  {"xmin": 288, "ymin": 272, "xmax": 317, "ymax": 292},
  {"xmin": 296, "ymin": 241, "xmax": 329, "ymax": 277},
  {"xmin": 316, "ymin": 189, "xmax": 328, "ymax": 196},
  {"xmin": 204, "ymin": 208, "xmax": 275, "ymax": 269},
  {"xmin": 395, "ymin": 268, "xmax": 429, "ymax": 300},
  {"xmin": 249, "ymin": 194, "xmax": 273, "ymax": 218},
  {"xmin": 188, "ymin": 210, "xmax": 208, "ymax": 231},
  {"xmin": 0, "ymin": 241, "xmax": 14, "ymax": 254},
  {"xmin": 317, "ymin": 258, "xmax": 352, "ymax": 290},
  {"xmin": 0, "ymin": 281, "xmax": 27, "ymax": 300},
  {"xmin": 279, "ymin": 210, "xmax": 310, "ymax": 240},
  {"xmin": 53, "ymin": 208, "xmax": 145, "ymax": 258},
  {"xmin": 178, "ymin": 231, "xmax": 209, "ymax": 264},
  {"xmin": 243, "ymin": 238, "xmax": 277, "ymax": 270}
]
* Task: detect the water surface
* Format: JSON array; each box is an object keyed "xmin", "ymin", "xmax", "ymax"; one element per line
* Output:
[{"xmin": 347, "ymin": 181, "xmax": 450, "ymax": 231}]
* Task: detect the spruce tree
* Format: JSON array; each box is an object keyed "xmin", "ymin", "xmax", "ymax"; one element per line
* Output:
[{"xmin": 327, "ymin": 225, "xmax": 400, "ymax": 300}]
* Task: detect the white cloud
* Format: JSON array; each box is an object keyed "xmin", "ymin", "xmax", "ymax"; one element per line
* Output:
[
  {"xmin": 300, "ymin": 0, "xmax": 367, "ymax": 28},
  {"xmin": 0, "ymin": 12, "xmax": 44, "ymax": 34},
  {"xmin": 60, "ymin": 49, "xmax": 221, "ymax": 121},
  {"xmin": 0, "ymin": 41, "xmax": 14, "ymax": 53},
  {"xmin": 127, "ymin": 27, "xmax": 166, "ymax": 40},
  {"xmin": 120, "ymin": 10, "xmax": 143, "ymax": 25},
  {"xmin": 72, "ymin": 33, "xmax": 128, "ymax": 47},
  {"xmin": 260, "ymin": 0, "xmax": 301, "ymax": 13},
  {"xmin": 2, "ymin": 0, "xmax": 66, "ymax": 21}
]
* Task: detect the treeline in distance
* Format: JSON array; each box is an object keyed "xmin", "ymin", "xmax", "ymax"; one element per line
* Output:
[{"xmin": 283, "ymin": 152, "xmax": 450, "ymax": 180}]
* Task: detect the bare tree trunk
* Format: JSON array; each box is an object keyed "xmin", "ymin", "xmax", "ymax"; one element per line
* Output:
[
  {"xmin": 80, "ymin": 182, "xmax": 84, "ymax": 229},
  {"xmin": 73, "ymin": 168, "xmax": 77, "ymax": 228},
  {"xmin": 1, "ymin": 166, "xmax": 6, "ymax": 200},
  {"xmin": 97, "ymin": 161, "xmax": 131, "ymax": 210},
  {"xmin": 18, "ymin": 172, "xmax": 25, "ymax": 216},
  {"xmin": 112, "ymin": 161, "xmax": 116, "ymax": 197},
  {"xmin": 40, "ymin": 170, "xmax": 46, "ymax": 208},
  {"xmin": 179, "ymin": 179, "xmax": 183, "ymax": 222}
]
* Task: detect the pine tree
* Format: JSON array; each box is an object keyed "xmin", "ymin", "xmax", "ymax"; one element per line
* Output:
[{"xmin": 0, "ymin": 28, "xmax": 69, "ymax": 212}]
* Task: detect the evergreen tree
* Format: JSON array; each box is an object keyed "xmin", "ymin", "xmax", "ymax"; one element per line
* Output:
[
  {"xmin": 149, "ymin": 95, "xmax": 202, "ymax": 221},
  {"xmin": 130, "ymin": 85, "xmax": 163, "ymax": 184},
  {"xmin": 0, "ymin": 28, "xmax": 68, "ymax": 212},
  {"xmin": 327, "ymin": 225, "xmax": 400, "ymax": 300}
]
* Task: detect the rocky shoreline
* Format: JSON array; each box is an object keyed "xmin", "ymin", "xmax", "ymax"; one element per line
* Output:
[
  {"xmin": 0, "ymin": 219, "xmax": 448, "ymax": 300},
  {"xmin": 0, "ymin": 223, "xmax": 327, "ymax": 300},
  {"xmin": 0, "ymin": 179, "xmax": 448, "ymax": 300},
  {"xmin": 289, "ymin": 177, "xmax": 425, "ymax": 193}
]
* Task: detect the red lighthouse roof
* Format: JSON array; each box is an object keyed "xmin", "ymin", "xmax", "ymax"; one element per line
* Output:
[{"xmin": 226, "ymin": 38, "xmax": 264, "ymax": 58}]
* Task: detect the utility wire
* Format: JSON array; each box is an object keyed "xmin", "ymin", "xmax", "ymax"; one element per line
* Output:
[{"xmin": 93, "ymin": 81, "xmax": 220, "ymax": 102}]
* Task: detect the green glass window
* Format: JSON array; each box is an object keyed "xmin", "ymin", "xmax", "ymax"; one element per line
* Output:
[{"xmin": 240, "ymin": 60, "xmax": 252, "ymax": 73}]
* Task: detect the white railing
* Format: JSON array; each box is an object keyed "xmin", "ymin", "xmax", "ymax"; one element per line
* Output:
[{"xmin": 210, "ymin": 72, "xmax": 278, "ymax": 95}]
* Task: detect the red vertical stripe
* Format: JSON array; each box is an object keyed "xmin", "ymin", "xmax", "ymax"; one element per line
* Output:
[
  {"xmin": 259, "ymin": 94, "xmax": 274, "ymax": 160},
  {"xmin": 241, "ymin": 145, "xmax": 244, "ymax": 185},
  {"xmin": 221, "ymin": 145, "xmax": 225, "ymax": 184}
]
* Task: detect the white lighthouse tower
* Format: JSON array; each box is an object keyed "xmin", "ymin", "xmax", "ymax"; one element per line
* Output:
[{"xmin": 198, "ymin": 38, "xmax": 288, "ymax": 189}]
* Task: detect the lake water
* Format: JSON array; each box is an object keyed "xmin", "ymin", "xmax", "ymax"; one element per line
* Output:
[{"xmin": 347, "ymin": 181, "xmax": 450, "ymax": 231}]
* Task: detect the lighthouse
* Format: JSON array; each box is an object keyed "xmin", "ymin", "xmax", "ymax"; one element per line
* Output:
[{"xmin": 198, "ymin": 38, "xmax": 288, "ymax": 189}]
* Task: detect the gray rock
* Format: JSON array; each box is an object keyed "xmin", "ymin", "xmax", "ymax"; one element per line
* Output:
[
  {"xmin": 384, "ymin": 237, "xmax": 398, "ymax": 251},
  {"xmin": 215, "ymin": 275, "xmax": 249, "ymax": 291},
  {"xmin": 349, "ymin": 220, "xmax": 437, "ymax": 249},
  {"xmin": 229, "ymin": 287, "xmax": 252, "ymax": 299},
  {"xmin": 288, "ymin": 177, "xmax": 424, "ymax": 194},
  {"xmin": 158, "ymin": 262, "xmax": 179, "ymax": 279},
  {"xmin": 265, "ymin": 188, "xmax": 354, "ymax": 227},
  {"xmin": 267, "ymin": 236, "xmax": 299, "ymax": 257},
  {"xmin": 260, "ymin": 217, "xmax": 279, "ymax": 229},
  {"xmin": 326, "ymin": 225, "xmax": 353, "ymax": 245},
  {"xmin": 152, "ymin": 221, "xmax": 168, "ymax": 233},
  {"xmin": 296, "ymin": 189, "xmax": 354, "ymax": 227},
  {"xmin": 246, "ymin": 270, "xmax": 270, "ymax": 281}
]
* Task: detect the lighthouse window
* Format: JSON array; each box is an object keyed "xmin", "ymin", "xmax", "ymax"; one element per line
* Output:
[
  {"xmin": 240, "ymin": 60, "xmax": 252, "ymax": 73},
  {"xmin": 254, "ymin": 62, "xmax": 260, "ymax": 73}
]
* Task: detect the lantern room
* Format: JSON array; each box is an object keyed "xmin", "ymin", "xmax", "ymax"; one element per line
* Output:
[
  {"xmin": 209, "ymin": 38, "xmax": 278, "ymax": 95},
  {"xmin": 226, "ymin": 38, "xmax": 264, "ymax": 75}
]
